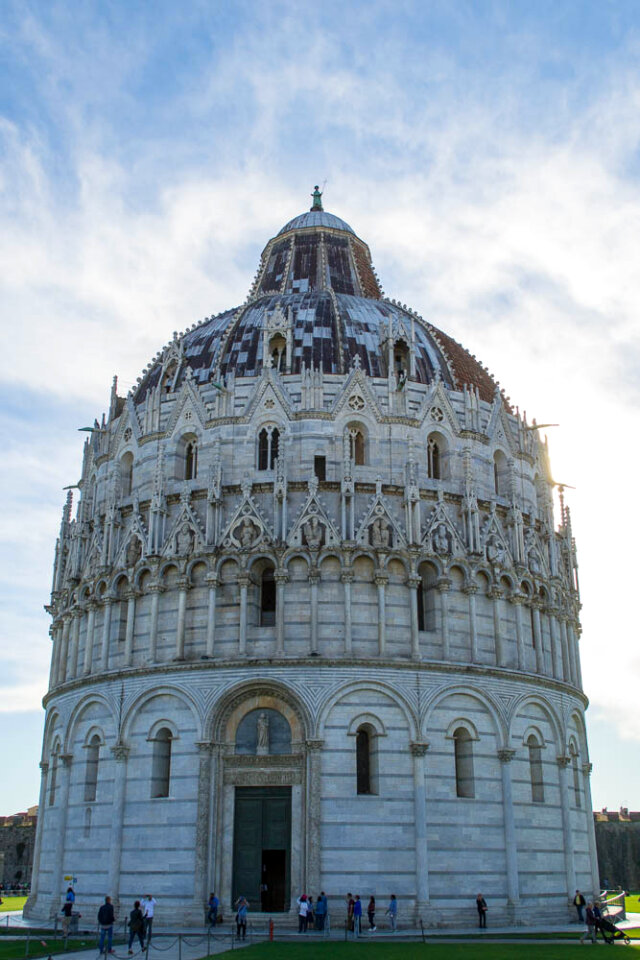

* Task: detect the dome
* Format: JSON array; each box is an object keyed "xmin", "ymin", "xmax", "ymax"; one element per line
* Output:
[
  {"xmin": 29, "ymin": 192, "xmax": 593, "ymax": 933},
  {"xmin": 134, "ymin": 206, "xmax": 499, "ymax": 405}
]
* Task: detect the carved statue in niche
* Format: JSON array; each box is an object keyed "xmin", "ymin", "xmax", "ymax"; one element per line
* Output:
[
  {"xmin": 370, "ymin": 517, "xmax": 391, "ymax": 549},
  {"xmin": 524, "ymin": 528, "xmax": 541, "ymax": 574},
  {"xmin": 239, "ymin": 517, "xmax": 259, "ymax": 549},
  {"xmin": 126, "ymin": 536, "xmax": 142, "ymax": 567},
  {"xmin": 256, "ymin": 712, "xmax": 269, "ymax": 755},
  {"xmin": 486, "ymin": 535, "xmax": 506, "ymax": 568},
  {"xmin": 433, "ymin": 523, "xmax": 450, "ymax": 555},
  {"xmin": 175, "ymin": 522, "xmax": 194, "ymax": 555},
  {"xmin": 303, "ymin": 515, "xmax": 324, "ymax": 550}
]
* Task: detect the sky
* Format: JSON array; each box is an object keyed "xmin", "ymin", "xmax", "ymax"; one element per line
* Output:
[{"xmin": 1, "ymin": 0, "xmax": 639, "ymax": 813}]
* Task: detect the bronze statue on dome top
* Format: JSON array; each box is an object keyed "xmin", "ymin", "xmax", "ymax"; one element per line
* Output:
[{"xmin": 310, "ymin": 185, "xmax": 323, "ymax": 211}]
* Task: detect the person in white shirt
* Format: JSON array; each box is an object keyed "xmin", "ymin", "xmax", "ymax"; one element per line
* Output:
[
  {"xmin": 142, "ymin": 895, "xmax": 157, "ymax": 942},
  {"xmin": 296, "ymin": 894, "xmax": 310, "ymax": 933}
]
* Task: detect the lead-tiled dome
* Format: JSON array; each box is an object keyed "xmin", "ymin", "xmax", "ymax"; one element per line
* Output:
[{"xmin": 135, "ymin": 204, "xmax": 499, "ymax": 404}]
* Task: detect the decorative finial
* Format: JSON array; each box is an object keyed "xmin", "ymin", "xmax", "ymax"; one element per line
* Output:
[{"xmin": 310, "ymin": 185, "xmax": 323, "ymax": 211}]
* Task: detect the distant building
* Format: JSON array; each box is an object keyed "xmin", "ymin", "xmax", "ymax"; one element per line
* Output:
[
  {"xmin": 0, "ymin": 807, "xmax": 37, "ymax": 889},
  {"xmin": 27, "ymin": 195, "xmax": 596, "ymax": 926},
  {"xmin": 594, "ymin": 808, "xmax": 640, "ymax": 890}
]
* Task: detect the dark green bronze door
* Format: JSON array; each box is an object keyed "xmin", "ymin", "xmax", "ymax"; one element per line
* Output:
[{"xmin": 232, "ymin": 786, "xmax": 291, "ymax": 912}]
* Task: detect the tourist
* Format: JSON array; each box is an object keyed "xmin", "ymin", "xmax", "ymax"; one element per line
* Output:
[
  {"xmin": 573, "ymin": 890, "xmax": 586, "ymax": 923},
  {"xmin": 580, "ymin": 902, "xmax": 597, "ymax": 944},
  {"xmin": 235, "ymin": 896, "xmax": 248, "ymax": 940},
  {"xmin": 314, "ymin": 892, "xmax": 328, "ymax": 932},
  {"xmin": 97, "ymin": 896, "xmax": 115, "ymax": 955},
  {"xmin": 297, "ymin": 894, "xmax": 310, "ymax": 932},
  {"xmin": 142, "ymin": 894, "xmax": 157, "ymax": 942},
  {"xmin": 346, "ymin": 893, "xmax": 355, "ymax": 931},
  {"xmin": 476, "ymin": 893, "xmax": 487, "ymax": 928},
  {"xmin": 61, "ymin": 899, "xmax": 73, "ymax": 939},
  {"xmin": 307, "ymin": 896, "xmax": 315, "ymax": 928},
  {"xmin": 66, "ymin": 887, "xmax": 76, "ymax": 904},
  {"xmin": 353, "ymin": 895, "xmax": 362, "ymax": 937},
  {"xmin": 385, "ymin": 894, "xmax": 398, "ymax": 931},
  {"xmin": 127, "ymin": 900, "xmax": 145, "ymax": 954},
  {"xmin": 593, "ymin": 900, "xmax": 603, "ymax": 939},
  {"xmin": 367, "ymin": 896, "xmax": 376, "ymax": 931},
  {"xmin": 207, "ymin": 892, "xmax": 219, "ymax": 927}
]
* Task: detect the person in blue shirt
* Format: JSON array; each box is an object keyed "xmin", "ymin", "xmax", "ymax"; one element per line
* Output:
[
  {"xmin": 314, "ymin": 892, "xmax": 328, "ymax": 932},
  {"xmin": 353, "ymin": 895, "xmax": 362, "ymax": 936},
  {"xmin": 385, "ymin": 894, "xmax": 398, "ymax": 932},
  {"xmin": 235, "ymin": 896, "xmax": 248, "ymax": 941},
  {"xmin": 207, "ymin": 892, "xmax": 219, "ymax": 927}
]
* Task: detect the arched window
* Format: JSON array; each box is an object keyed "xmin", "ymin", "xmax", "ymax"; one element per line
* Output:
[
  {"xmin": 453, "ymin": 727, "xmax": 475, "ymax": 798},
  {"xmin": 427, "ymin": 435, "xmax": 441, "ymax": 480},
  {"xmin": 269, "ymin": 334, "xmax": 286, "ymax": 372},
  {"xmin": 347, "ymin": 427, "xmax": 366, "ymax": 466},
  {"xmin": 258, "ymin": 427, "xmax": 280, "ymax": 470},
  {"xmin": 185, "ymin": 440, "xmax": 198, "ymax": 480},
  {"xmin": 121, "ymin": 452, "xmax": 134, "ymax": 498},
  {"xmin": 417, "ymin": 564, "xmax": 438, "ymax": 632},
  {"xmin": 151, "ymin": 727, "xmax": 173, "ymax": 799},
  {"xmin": 260, "ymin": 566, "xmax": 276, "ymax": 626},
  {"xmin": 48, "ymin": 745, "xmax": 59, "ymax": 806},
  {"xmin": 527, "ymin": 734, "xmax": 544, "ymax": 803},
  {"xmin": 570, "ymin": 743, "xmax": 581, "ymax": 808},
  {"xmin": 355, "ymin": 724, "xmax": 378, "ymax": 795},
  {"xmin": 494, "ymin": 450, "xmax": 508, "ymax": 496},
  {"xmin": 393, "ymin": 340, "xmax": 409, "ymax": 380},
  {"xmin": 84, "ymin": 734, "xmax": 101, "ymax": 802}
]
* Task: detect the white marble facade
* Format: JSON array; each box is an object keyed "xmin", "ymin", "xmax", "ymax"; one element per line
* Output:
[{"xmin": 26, "ymin": 202, "xmax": 598, "ymax": 927}]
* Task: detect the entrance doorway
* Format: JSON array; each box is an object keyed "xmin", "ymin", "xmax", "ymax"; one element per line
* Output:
[{"xmin": 232, "ymin": 786, "xmax": 291, "ymax": 912}]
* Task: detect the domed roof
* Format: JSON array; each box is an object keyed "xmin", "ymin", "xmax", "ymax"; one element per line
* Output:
[
  {"xmin": 134, "ymin": 197, "xmax": 500, "ymax": 406},
  {"xmin": 277, "ymin": 210, "xmax": 356, "ymax": 236}
]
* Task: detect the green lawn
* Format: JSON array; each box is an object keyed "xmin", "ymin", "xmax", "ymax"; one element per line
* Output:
[
  {"xmin": 626, "ymin": 891, "xmax": 640, "ymax": 913},
  {"xmin": 0, "ymin": 938, "xmax": 96, "ymax": 959},
  {"xmin": 0, "ymin": 898, "xmax": 27, "ymax": 914},
  {"xmin": 213, "ymin": 943, "xmax": 640, "ymax": 960}
]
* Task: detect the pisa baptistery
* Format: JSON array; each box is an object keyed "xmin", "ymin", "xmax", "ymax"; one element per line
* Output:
[{"xmin": 26, "ymin": 190, "xmax": 598, "ymax": 927}]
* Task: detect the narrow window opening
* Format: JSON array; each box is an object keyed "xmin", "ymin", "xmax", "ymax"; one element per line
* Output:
[
  {"xmin": 84, "ymin": 734, "xmax": 100, "ymax": 802},
  {"xmin": 258, "ymin": 427, "xmax": 280, "ymax": 470},
  {"xmin": 185, "ymin": 441, "xmax": 198, "ymax": 480},
  {"xmin": 356, "ymin": 729, "xmax": 371, "ymax": 794},
  {"xmin": 48, "ymin": 749, "xmax": 59, "ymax": 806},
  {"xmin": 527, "ymin": 734, "xmax": 544, "ymax": 803},
  {"xmin": 571, "ymin": 747, "xmax": 581, "ymax": 808},
  {"xmin": 454, "ymin": 727, "xmax": 475, "ymax": 798},
  {"xmin": 151, "ymin": 727, "xmax": 172, "ymax": 799},
  {"xmin": 494, "ymin": 451, "xmax": 508, "ymax": 496},
  {"xmin": 349, "ymin": 428, "xmax": 366, "ymax": 466},
  {"xmin": 121, "ymin": 453, "xmax": 134, "ymax": 498},
  {"xmin": 260, "ymin": 567, "xmax": 276, "ymax": 626},
  {"xmin": 427, "ymin": 436, "xmax": 441, "ymax": 479},
  {"xmin": 417, "ymin": 586, "xmax": 425, "ymax": 631},
  {"xmin": 314, "ymin": 456, "xmax": 326, "ymax": 481}
]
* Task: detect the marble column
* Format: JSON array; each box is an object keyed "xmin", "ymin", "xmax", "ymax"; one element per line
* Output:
[
  {"xmin": 275, "ymin": 572, "xmax": 287, "ymax": 655},
  {"xmin": 123, "ymin": 590, "xmax": 137, "ymax": 667},
  {"xmin": 205, "ymin": 577, "xmax": 219, "ymax": 658},
  {"xmin": 581, "ymin": 762, "xmax": 600, "ymax": 897},
  {"xmin": 556, "ymin": 756, "xmax": 576, "ymax": 898},
  {"xmin": 488, "ymin": 587, "xmax": 504, "ymax": 666},
  {"xmin": 148, "ymin": 584, "xmax": 162, "ymax": 662},
  {"xmin": 548, "ymin": 609, "xmax": 562, "ymax": 680},
  {"xmin": 375, "ymin": 574, "xmax": 388, "ymax": 657},
  {"xmin": 563, "ymin": 618, "xmax": 576, "ymax": 686},
  {"xmin": 341, "ymin": 572, "xmax": 353, "ymax": 655},
  {"xmin": 309, "ymin": 568, "xmax": 319, "ymax": 655},
  {"xmin": 49, "ymin": 754, "xmax": 73, "ymax": 914},
  {"xmin": 464, "ymin": 585, "xmax": 478, "ymax": 662},
  {"xmin": 498, "ymin": 749, "xmax": 520, "ymax": 903},
  {"xmin": 49, "ymin": 626, "xmax": 61, "ymax": 688},
  {"xmin": 100, "ymin": 598, "xmax": 113, "ymax": 671},
  {"xmin": 306, "ymin": 740, "xmax": 324, "ymax": 900},
  {"xmin": 569, "ymin": 622, "xmax": 582, "ymax": 689},
  {"xmin": 511, "ymin": 596, "xmax": 526, "ymax": 670},
  {"xmin": 410, "ymin": 742, "xmax": 431, "ymax": 912},
  {"xmin": 407, "ymin": 577, "xmax": 421, "ymax": 660},
  {"xmin": 437, "ymin": 579, "xmax": 450, "ymax": 660},
  {"xmin": 82, "ymin": 603, "xmax": 97, "ymax": 676},
  {"xmin": 238, "ymin": 574, "xmax": 249, "ymax": 656},
  {"xmin": 531, "ymin": 602, "xmax": 544, "ymax": 674},
  {"xmin": 68, "ymin": 610, "xmax": 81, "ymax": 679},
  {"xmin": 59, "ymin": 616, "xmax": 71, "ymax": 683},
  {"xmin": 107, "ymin": 743, "xmax": 129, "ymax": 911},
  {"xmin": 174, "ymin": 578, "xmax": 189, "ymax": 660},
  {"xmin": 192, "ymin": 742, "xmax": 214, "ymax": 916},
  {"xmin": 25, "ymin": 761, "xmax": 49, "ymax": 907}
]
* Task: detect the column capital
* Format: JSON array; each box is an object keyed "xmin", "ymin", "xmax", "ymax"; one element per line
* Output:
[
  {"xmin": 409, "ymin": 741, "xmax": 430, "ymax": 757},
  {"xmin": 582, "ymin": 762, "xmax": 593, "ymax": 777},
  {"xmin": 556, "ymin": 755, "xmax": 571, "ymax": 768},
  {"xmin": 437, "ymin": 577, "xmax": 451, "ymax": 593},
  {"xmin": 374, "ymin": 573, "xmax": 389, "ymax": 587},
  {"xmin": 306, "ymin": 738, "xmax": 324, "ymax": 752},
  {"xmin": 406, "ymin": 577, "xmax": 421, "ymax": 589},
  {"xmin": 497, "ymin": 748, "xmax": 516, "ymax": 763},
  {"xmin": 147, "ymin": 582, "xmax": 165, "ymax": 594},
  {"xmin": 236, "ymin": 573, "xmax": 251, "ymax": 588},
  {"xmin": 509, "ymin": 593, "xmax": 525, "ymax": 606},
  {"xmin": 39, "ymin": 761, "xmax": 49, "ymax": 773},
  {"xmin": 176, "ymin": 577, "xmax": 190, "ymax": 592},
  {"xmin": 274, "ymin": 571, "xmax": 289, "ymax": 585},
  {"xmin": 123, "ymin": 588, "xmax": 140, "ymax": 601},
  {"xmin": 204, "ymin": 575, "xmax": 220, "ymax": 588},
  {"xmin": 308, "ymin": 568, "xmax": 320, "ymax": 584},
  {"xmin": 71, "ymin": 606, "xmax": 84, "ymax": 619},
  {"xmin": 60, "ymin": 753, "xmax": 73, "ymax": 768},
  {"xmin": 195, "ymin": 740, "xmax": 214, "ymax": 755},
  {"xmin": 487, "ymin": 586, "xmax": 503, "ymax": 600},
  {"xmin": 111, "ymin": 742, "xmax": 130, "ymax": 762},
  {"xmin": 340, "ymin": 571, "xmax": 354, "ymax": 584}
]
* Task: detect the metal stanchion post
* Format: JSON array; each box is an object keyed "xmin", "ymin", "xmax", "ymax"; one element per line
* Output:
[
  {"xmin": 420, "ymin": 919, "xmax": 425, "ymax": 943},
  {"xmin": 25, "ymin": 931, "xmax": 30, "ymax": 956},
  {"xmin": 178, "ymin": 934, "xmax": 182, "ymax": 960},
  {"xmin": 207, "ymin": 928, "xmax": 211, "ymax": 955}
]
